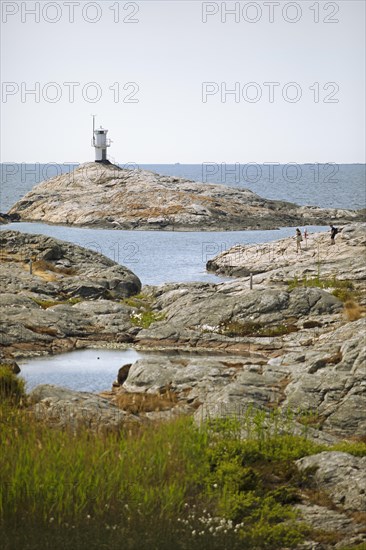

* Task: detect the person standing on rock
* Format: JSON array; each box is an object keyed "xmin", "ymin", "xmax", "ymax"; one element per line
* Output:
[
  {"xmin": 330, "ymin": 224, "xmax": 338, "ymax": 245},
  {"xmin": 295, "ymin": 228, "xmax": 303, "ymax": 253}
]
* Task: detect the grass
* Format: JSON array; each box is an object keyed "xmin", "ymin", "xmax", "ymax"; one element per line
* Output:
[
  {"xmin": 0, "ymin": 409, "xmax": 206, "ymax": 522},
  {"xmin": 123, "ymin": 292, "xmax": 155, "ymax": 309},
  {"xmin": 0, "ymin": 367, "xmax": 25, "ymax": 405},
  {"xmin": 219, "ymin": 320, "xmax": 298, "ymax": 338},
  {"xmin": 130, "ymin": 310, "xmax": 166, "ymax": 328},
  {"xmin": 31, "ymin": 297, "xmax": 82, "ymax": 309},
  {"xmin": 330, "ymin": 440, "xmax": 366, "ymax": 457},
  {"xmin": 288, "ymin": 275, "xmax": 354, "ymax": 293},
  {"xmin": 1, "ymin": 400, "xmax": 365, "ymax": 549},
  {"xmin": 297, "ymin": 411, "xmax": 323, "ymax": 430},
  {"xmin": 343, "ymin": 300, "xmax": 364, "ymax": 321},
  {"xmin": 124, "ymin": 292, "xmax": 166, "ymax": 328},
  {"xmin": 113, "ymin": 389, "xmax": 178, "ymax": 414}
]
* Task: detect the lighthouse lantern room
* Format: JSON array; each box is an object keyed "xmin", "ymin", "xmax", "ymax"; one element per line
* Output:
[{"xmin": 91, "ymin": 115, "xmax": 111, "ymax": 163}]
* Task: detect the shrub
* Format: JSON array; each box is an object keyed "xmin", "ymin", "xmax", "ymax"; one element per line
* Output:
[
  {"xmin": 330, "ymin": 440, "xmax": 366, "ymax": 457},
  {"xmin": 219, "ymin": 321, "xmax": 297, "ymax": 338},
  {"xmin": 343, "ymin": 300, "xmax": 364, "ymax": 321},
  {"xmin": 113, "ymin": 390, "xmax": 178, "ymax": 414}
]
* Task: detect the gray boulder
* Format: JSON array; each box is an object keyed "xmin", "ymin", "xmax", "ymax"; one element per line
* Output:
[
  {"xmin": 29, "ymin": 384, "xmax": 138, "ymax": 430},
  {"xmin": 297, "ymin": 451, "xmax": 366, "ymax": 512}
]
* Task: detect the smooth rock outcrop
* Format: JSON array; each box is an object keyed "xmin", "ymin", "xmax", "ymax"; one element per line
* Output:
[
  {"xmin": 294, "ymin": 504, "xmax": 365, "ymax": 549},
  {"xmin": 297, "ymin": 452, "xmax": 366, "ymax": 512},
  {"xmin": 9, "ymin": 162, "xmax": 364, "ymax": 231},
  {"xmin": 29, "ymin": 384, "xmax": 138, "ymax": 430},
  {"xmin": 0, "ymin": 231, "xmax": 141, "ymax": 356},
  {"xmin": 135, "ymin": 282, "xmax": 343, "ymax": 351},
  {"xmin": 207, "ymin": 223, "xmax": 366, "ymax": 281}
]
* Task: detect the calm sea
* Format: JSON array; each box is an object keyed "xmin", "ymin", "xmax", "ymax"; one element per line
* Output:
[
  {"xmin": 2, "ymin": 221, "xmax": 329, "ymax": 286},
  {"xmin": 1, "ymin": 163, "xmax": 365, "ymax": 213}
]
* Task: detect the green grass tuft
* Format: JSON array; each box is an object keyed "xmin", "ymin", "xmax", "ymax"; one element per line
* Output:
[
  {"xmin": 31, "ymin": 297, "xmax": 82, "ymax": 309},
  {"xmin": 124, "ymin": 292, "xmax": 166, "ymax": 328},
  {"xmin": 0, "ymin": 366, "xmax": 25, "ymax": 404},
  {"xmin": 288, "ymin": 275, "xmax": 354, "ymax": 291}
]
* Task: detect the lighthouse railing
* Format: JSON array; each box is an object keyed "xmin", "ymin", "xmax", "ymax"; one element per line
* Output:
[{"xmin": 91, "ymin": 138, "xmax": 112, "ymax": 147}]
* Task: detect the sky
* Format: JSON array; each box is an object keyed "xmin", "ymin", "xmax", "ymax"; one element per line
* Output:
[{"xmin": 0, "ymin": 0, "xmax": 365, "ymax": 163}]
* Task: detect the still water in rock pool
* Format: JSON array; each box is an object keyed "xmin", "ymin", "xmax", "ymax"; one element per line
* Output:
[{"xmin": 20, "ymin": 349, "xmax": 143, "ymax": 393}]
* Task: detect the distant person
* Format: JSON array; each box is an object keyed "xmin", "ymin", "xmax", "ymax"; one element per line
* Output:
[
  {"xmin": 330, "ymin": 224, "xmax": 338, "ymax": 245},
  {"xmin": 295, "ymin": 228, "xmax": 303, "ymax": 253},
  {"xmin": 304, "ymin": 228, "xmax": 308, "ymax": 248}
]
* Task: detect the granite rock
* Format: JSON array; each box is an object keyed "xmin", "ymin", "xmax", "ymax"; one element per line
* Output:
[{"xmin": 9, "ymin": 162, "xmax": 363, "ymax": 231}]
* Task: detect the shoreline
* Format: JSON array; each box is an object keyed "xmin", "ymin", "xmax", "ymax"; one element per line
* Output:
[{"xmin": 0, "ymin": 219, "xmax": 330, "ymax": 233}]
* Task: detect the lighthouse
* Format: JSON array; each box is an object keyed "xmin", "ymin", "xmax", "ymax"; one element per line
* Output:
[{"xmin": 91, "ymin": 115, "xmax": 111, "ymax": 163}]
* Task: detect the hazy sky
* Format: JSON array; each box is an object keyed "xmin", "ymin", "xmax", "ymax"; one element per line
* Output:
[{"xmin": 1, "ymin": 0, "xmax": 365, "ymax": 163}]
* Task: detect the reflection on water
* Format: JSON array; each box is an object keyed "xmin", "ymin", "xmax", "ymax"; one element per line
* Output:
[{"xmin": 19, "ymin": 349, "xmax": 142, "ymax": 393}]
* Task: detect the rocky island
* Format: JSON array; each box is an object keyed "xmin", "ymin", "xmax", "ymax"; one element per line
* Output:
[
  {"xmin": 8, "ymin": 162, "xmax": 364, "ymax": 230},
  {"xmin": 1, "ymin": 225, "xmax": 366, "ymax": 549}
]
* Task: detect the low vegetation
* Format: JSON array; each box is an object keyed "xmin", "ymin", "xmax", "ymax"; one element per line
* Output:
[
  {"xmin": 219, "ymin": 320, "xmax": 298, "ymax": 338},
  {"xmin": 113, "ymin": 388, "xmax": 178, "ymax": 414},
  {"xmin": 31, "ymin": 297, "xmax": 83, "ymax": 309},
  {"xmin": 288, "ymin": 275, "xmax": 354, "ymax": 293},
  {"xmin": 0, "ymin": 366, "xmax": 25, "ymax": 404},
  {"xmin": 288, "ymin": 275, "xmax": 364, "ymax": 322},
  {"xmin": 130, "ymin": 310, "xmax": 166, "ymax": 328},
  {"xmin": 343, "ymin": 300, "xmax": 364, "ymax": 322},
  {"xmin": 124, "ymin": 292, "xmax": 166, "ymax": 328},
  {"xmin": 2, "ymin": 391, "xmax": 365, "ymax": 550}
]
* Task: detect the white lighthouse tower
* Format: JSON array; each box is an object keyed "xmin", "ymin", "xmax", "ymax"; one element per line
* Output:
[{"xmin": 91, "ymin": 115, "xmax": 111, "ymax": 163}]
